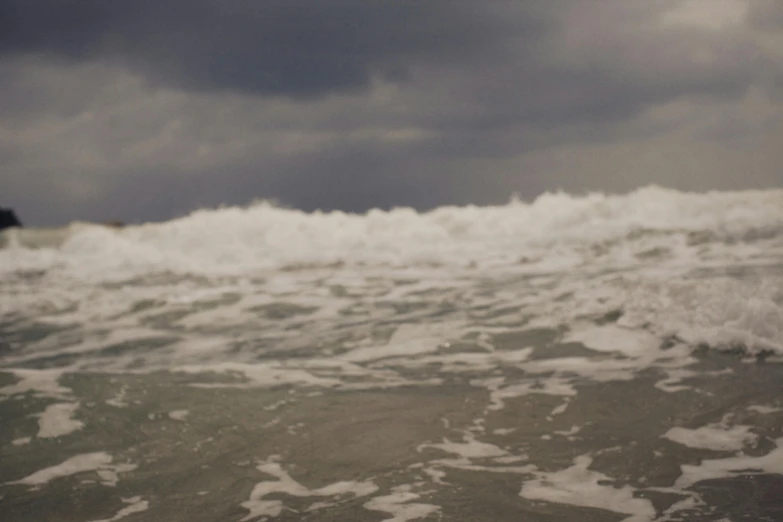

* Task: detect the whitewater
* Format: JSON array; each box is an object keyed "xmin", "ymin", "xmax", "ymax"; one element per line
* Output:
[{"xmin": 1, "ymin": 185, "xmax": 782, "ymax": 521}]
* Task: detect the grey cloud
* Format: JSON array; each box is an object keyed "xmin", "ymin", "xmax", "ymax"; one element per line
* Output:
[
  {"xmin": 0, "ymin": 0, "xmax": 529, "ymax": 97},
  {"xmin": 2, "ymin": 1, "xmax": 776, "ymax": 125},
  {"xmin": 748, "ymin": 0, "xmax": 783, "ymax": 30},
  {"xmin": 1, "ymin": 1, "xmax": 782, "ymax": 225}
]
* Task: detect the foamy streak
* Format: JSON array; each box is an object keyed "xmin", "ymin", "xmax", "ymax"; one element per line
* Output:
[
  {"xmin": 1, "ymin": 186, "xmax": 781, "ymax": 279},
  {"xmin": 675, "ymin": 437, "xmax": 783, "ymax": 487},
  {"xmin": 241, "ymin": 457, "xmax": 378, "ymax": 520},
  {"xmin": 89, "ymin": 497, "xmax": 149, "ymax": 522},
  {"xmin": 520, "ymin": 455, "xmax": 656, "ymax": 522},
  {"xmin": 6, "ymin": 452, "xmax": 136, "ymax": 488}
]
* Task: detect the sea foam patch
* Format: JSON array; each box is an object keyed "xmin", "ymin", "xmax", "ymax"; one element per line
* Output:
[
  {"xmin": 168, "ymin": 409, "xmax": 188, "ymax": 421},
  {"xmin": 364, "ymin": 485, "xmax": 440, "ymax": 522},
  {"xmin": 89, "ymin": 496, "xmax": 149, "ymax": 522},
  {"xmin": 564, "ymin": 325, "xmax": 660, "ymax": 358},
  {"xmin": 664, "ymin": 424, "xmax": 757, "ymax": 452},
  {"xmin": 675, "ymin": 437, "xmax": 783, "ymax": 487},
  {"xmin": 37, "ymin": 402, "xmax": 84, "ymax": 438},
  {"xmin": 419, "ymin": 433, "xmax": 508, "ymax": 459},
  {"xmin": 520, "ymin": 455, "xmax": 656, "ymax": 522},
  {"xmin": 6, "ymin": 452, "xmax": 136, "ymax": 489},
  {"xmin": 340, "ymin": 323, "xmax": 450, "ymax": 362},
  {"xmin": 0, "ymin": 369, "xmax": 70, "ymax": 399},
  {"xmin": 240, "ymin": 456, "xmax": 378, "ymax": 521}
]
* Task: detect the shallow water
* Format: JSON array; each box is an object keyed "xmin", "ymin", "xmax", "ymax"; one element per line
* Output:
[
  {"xmin": 1, "ymin": 188, "xmax": 783, "ymax": 521},
  {"xmin": 2, "ymin": 348, "xmax": 783, "ymax": 521}
]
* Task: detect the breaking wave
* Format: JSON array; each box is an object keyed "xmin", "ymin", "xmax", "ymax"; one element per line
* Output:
[{"xmin": 1, "ymin": 185, "xmax": 782, "ymax": 280}]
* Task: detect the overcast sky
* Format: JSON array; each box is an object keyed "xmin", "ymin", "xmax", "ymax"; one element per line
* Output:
[{"xmin": 1, "ymin": 0, "xmax": 782, "ymax": 225}]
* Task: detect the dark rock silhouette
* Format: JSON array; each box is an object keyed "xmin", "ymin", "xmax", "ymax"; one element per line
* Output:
[{"xmin": 0, "ymin": 208, "xmax": 22, "ymax": 231}]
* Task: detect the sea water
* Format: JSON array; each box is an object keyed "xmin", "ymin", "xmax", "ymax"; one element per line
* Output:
[{"xmin": 1, "ymin": 186, "xmax": 782, "ymax": 521}]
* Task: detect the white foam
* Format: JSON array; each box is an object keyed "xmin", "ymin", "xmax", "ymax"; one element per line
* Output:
[
  {"xmin": 106, "ymin": 387, "xmax": 129, "ymax": 408},
  {"xmin": 341, "ymin": 323, "xmax": 458, "ymax": 362},
  {"xmin": 2, "ymin": 187, "xmax": 781, "ymax": 280},
  {"xmin": 520, "ymin": 455, "xmax": 656, "ymax": 521},
  {"xmin": 551, "ymin": 399, "xmax": 570, "ymax": 416},
  {"xmin": 340, "ymin": 338, "xmax": 442, "ymax": 363},
  {"xmin": 676, "ymin": 437, "xmax": 783, "ymax": 487},
  {"xmin": 618, "ymin": 276, "xmax": 783, "ymax": 355},
  {"xmin": 37, "ymin": 402, "xmax": 84, "ymax": 438},
  {"xmin": 422, "ymin": 467, "xmax": 448, "ymax": 485},
  {"xmin": 12, "ymin": 437, "xmax": 31, "ymax": 446},
  {"xmin": 419, "ymin": 434, "xmax": 508, "ymax": 459},
  {"xmin": 0, "ymin": 369, "xmax": 70, "ymax": 398},
  {"xmin": 564, "ymin": 325, "xmax": 660, "ymax": 358},
  {"xmin": 305, "ymin": 500, "xmax": 336, "ymax": 512},
  {"xmin": 473, "ymin": 371, "xmax": 580, "ymax": 410},
  {"xmin": 654, "ymin": 369, "xmax": 698, "ymax": 393},
  {"xmin": 6, "ymin": 452, "xmax": 136, "ymax": 488},
  {"xmin": 363, "ymin": 485, "xmax": 440, "ymax": 522},
  {"xmin": 168, "ymin": 410, "xmax": 189, "ymax": 421},
  {"xmin": 748, "ymin": 405, "xmax": 783, "ymax": 414},
  {"xmin": 554, "ymin": 425, "xmax": 582, "ymax": 436},
  {"xmin": 177, "ymin": 362, "xmax": 342, "ymax": 389},
  {"xmin": 523, "ymin": 357, "xmax": 640, "ymax": 383},
  {"xmin": 385, "ymin": 347, "xmax": 534, "ymax": 374},
  {"xmin": 89, "ymin": 496, "xmax": 149, "ymax": 522},
  {"xmin": 241, "ymin": 457, "xmax": 377, "ymax": 521},
  {"xmin": 424, "ymin": 456, "xmax": 535, "ymax": 477},
  {"xmin": 493, "ymin": 455, "xmax": 527, "ymax": 464},
  {"xmin": 664, "ymin": 424, "xmax": 757, "ymax": 451}
]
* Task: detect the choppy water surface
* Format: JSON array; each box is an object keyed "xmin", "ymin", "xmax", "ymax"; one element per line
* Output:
[{"xmin": 1, "ymin": 187, "xmax": 782, "ymax": 521}]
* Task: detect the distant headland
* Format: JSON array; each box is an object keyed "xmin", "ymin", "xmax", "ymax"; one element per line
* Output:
[{"xmin": 0, "ymin": 208, "xmax": 22, "ymax": 231}]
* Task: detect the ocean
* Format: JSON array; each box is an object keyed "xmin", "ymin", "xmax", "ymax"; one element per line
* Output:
[{"xmin": 1, "ymin": 186, "xmax": 782, "ymax": 521}]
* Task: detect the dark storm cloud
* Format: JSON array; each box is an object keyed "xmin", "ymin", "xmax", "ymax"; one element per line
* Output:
[
  {"xmin": 1, "ymin": 1, "xmax": 781, "ymax": 226},
  {"xmin": 1, "ymin": 1, "xmax": 773, "ymax": 128},
  {"xmin": 0, "ymin": 0, "xmax": 534, "ymax": 97}
]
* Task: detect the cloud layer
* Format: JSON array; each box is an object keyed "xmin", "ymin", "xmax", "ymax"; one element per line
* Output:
[{"xmin": 1, "ymin": 0, "xmax": 781, "ymax": 224}]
